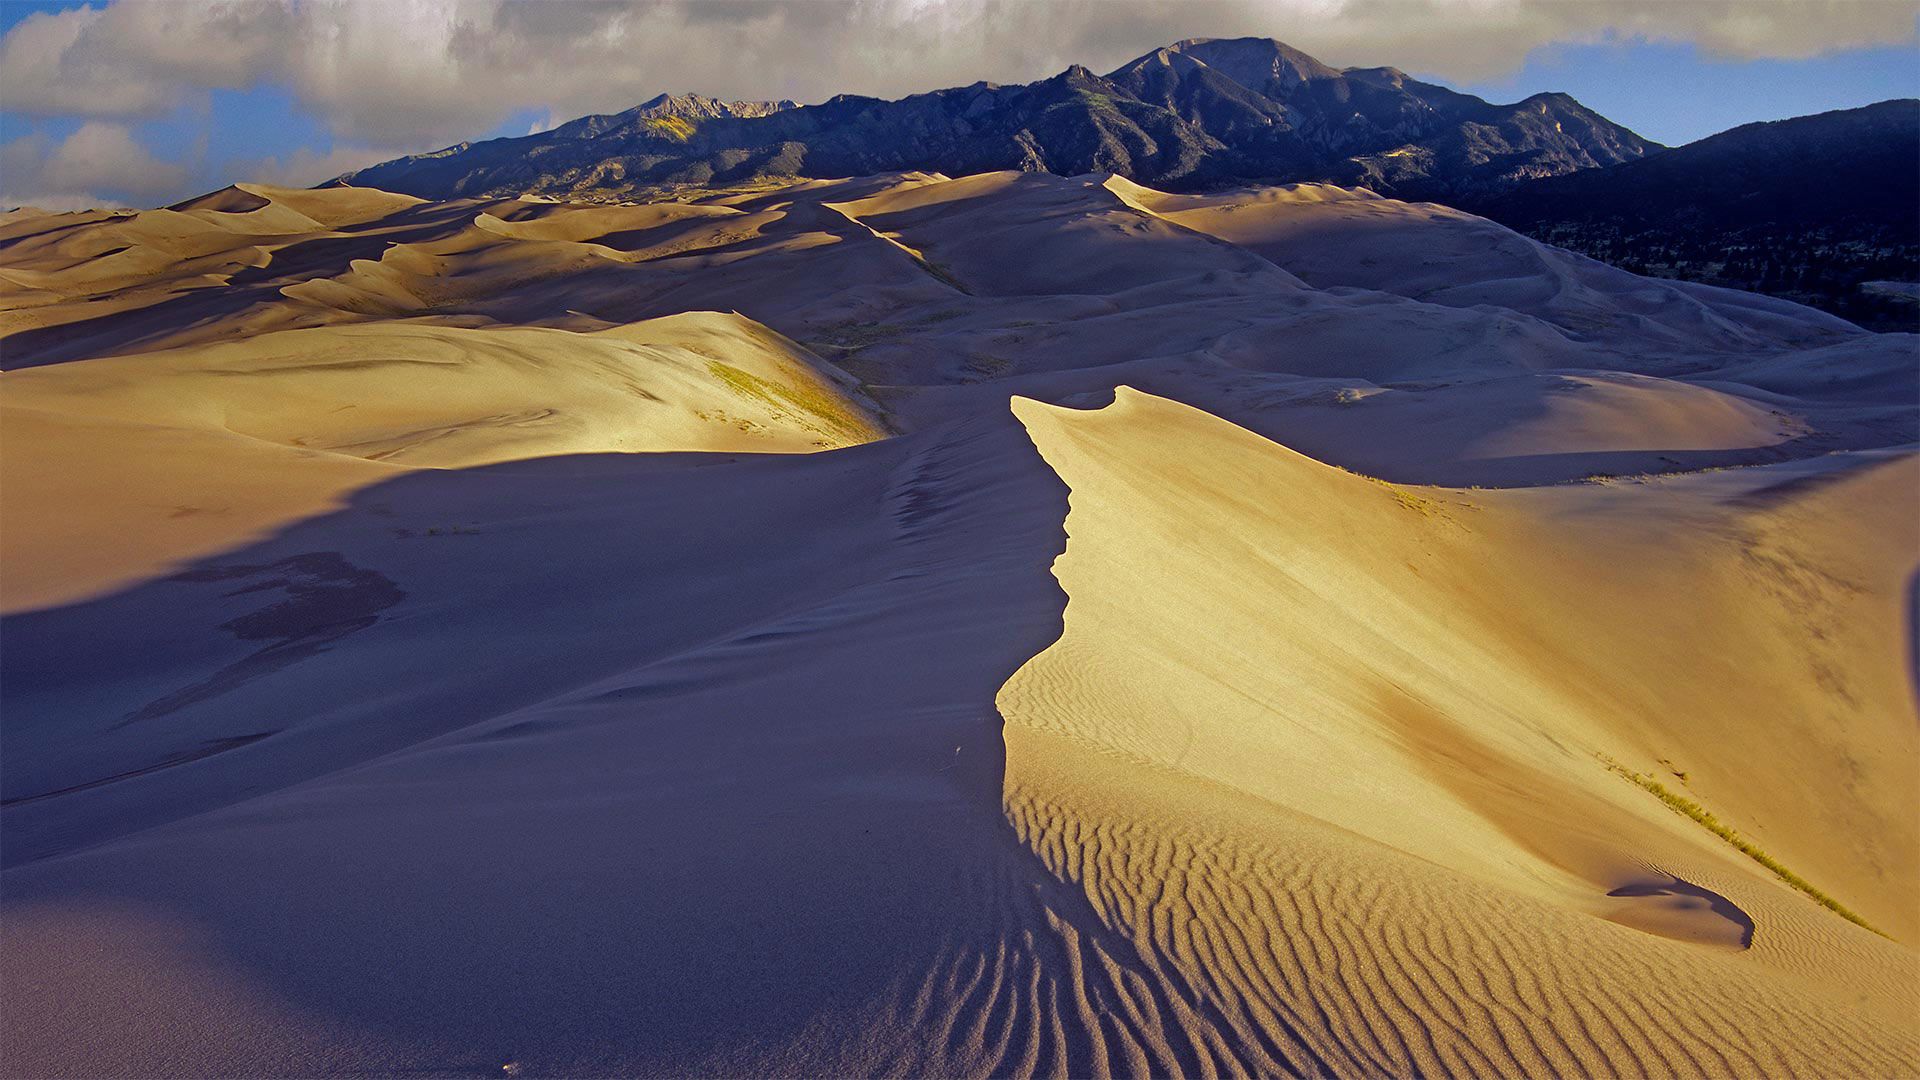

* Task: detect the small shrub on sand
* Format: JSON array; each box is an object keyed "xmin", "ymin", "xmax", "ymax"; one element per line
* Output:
[
  {"xmin": 915, "ymin": 256, "xmax": 969, "ymax": 294},
  {"xmin": 806, "ymin": 321, "xmax": 907, "ymax": 355},
  {"xmin": 707, "ymin": 360, "xmax": 877, "ymax": 443},
  {"xmin": 1600, "ymin": 756, "xmax": 1886, "ymax": 938},
  {"xmin": 1363, "ymin": 475, "xmax": 1442, "ymax": 516}
]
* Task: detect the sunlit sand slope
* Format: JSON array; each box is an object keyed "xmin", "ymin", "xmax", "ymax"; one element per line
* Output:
[
  {"xmin": 3, "ymin": 311, "xmax": 883, "ymax": 612},
  {"xmin": 997, "ymin": 389, "xmax": 1918, "ymax": 1075}
]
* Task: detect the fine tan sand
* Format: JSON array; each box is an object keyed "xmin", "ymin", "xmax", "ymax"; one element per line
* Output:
[
  {"xmin": 3, "ymin": 313, "xmax": 883, "ymax": 612},
  {"xmin": 1, "ymin": 175, "xmax": 1914, "ymax": 1078},
  {"xmin": 1000, "ymin": 389, "xmax": 1916, "ymax": 1075}
]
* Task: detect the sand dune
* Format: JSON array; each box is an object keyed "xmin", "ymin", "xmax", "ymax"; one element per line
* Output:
[
  {"xmin": 3, "ymin": 310, "xmax": 882, "ymax": 612},
  {"xmin": 993, "ymin": 392, "xmax": 1916, "ymax": 1076},
  {"xmin": 1105, "ymin": 176, "xmax": 1861, "ymax": 354},
  {"xmin": 1007, "ymin": 389, "xmax": 1917, "ymax": 940},
  {"xmin": 2, "ymin": 173, "xmax": 1914, "ymax": 1077}
]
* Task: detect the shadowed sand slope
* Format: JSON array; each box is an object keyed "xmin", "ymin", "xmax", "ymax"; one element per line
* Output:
[
  {"xmin": 1, "ymin": 411, "xmax": 1086, "ymax": 1076},
  {"xmin": 3, "ymin": 174, "xmax": 1917, "ymax": 1077}
]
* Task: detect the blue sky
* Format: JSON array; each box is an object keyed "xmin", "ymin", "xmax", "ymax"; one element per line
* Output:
[
  {"xmin": 1449, "ymin": 38, "xmax": 1920, "ymax": 146},
  {"xmin": 0, "ymin": 1, "xmax": 67, "ymax": 33},
  {"xmin": 2, "ymin": 0, "xmax": 1915, "ymax": 208}
]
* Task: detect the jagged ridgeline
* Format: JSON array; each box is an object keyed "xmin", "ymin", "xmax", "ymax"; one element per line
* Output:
[{"xmin": 339, "ymin": 37, "xmax": 1658, "ymax": 201}]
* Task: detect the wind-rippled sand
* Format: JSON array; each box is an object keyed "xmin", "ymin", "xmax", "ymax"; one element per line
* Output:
[
  {"xmin": 2, "ymin": 175, "xmax": 1914, "ymax": 1077},
  {"xmin": 995, "ymin": 389, "xmax": 1915, "ymax": 1077}
]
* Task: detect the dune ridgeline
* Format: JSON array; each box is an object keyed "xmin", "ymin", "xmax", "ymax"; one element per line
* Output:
[{"xmin": 1, "ymin": 173, "xmax": 1915, "ymax": 1077}]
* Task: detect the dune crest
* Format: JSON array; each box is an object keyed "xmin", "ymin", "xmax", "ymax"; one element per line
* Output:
[{"xmin": 994, "ymin": 388, "xmax": 1917, "ymax": 1074}]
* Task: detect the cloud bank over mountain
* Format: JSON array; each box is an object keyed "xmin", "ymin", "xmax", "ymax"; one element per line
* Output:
[{"xmin": 1, "ymin": 0, "xmax": 1913, "ymax": 208}]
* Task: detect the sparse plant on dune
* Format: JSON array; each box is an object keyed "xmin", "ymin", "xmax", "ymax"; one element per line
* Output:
[
  {"xmin": 915, "ymin": 256, "xmax": 969, "ymax": 294},
  {"xmin": 1363, "ymin": 475, "xmax": 1444, "ymax": 516},
  {"xmin": 1600, "ymin": 756, "xmax": 1886, "ymax": 938},
  {"xmin": 1325, "ymin": 464, "xmax": 1458, "ymax": 518},
  {"xmin": 961, "ymin": 353, "xmax": 1013, "ymax": 379},
  {"xmin": 804, "ymin": 320, "xmax": 907, "ymax": 355},
  {"xmin": 391, "ymin": 524, "xmax": 480, "ymax": 538},
  {"xmin": 706, "ymin": 360, "xmax": 877, "ymax": 443}
]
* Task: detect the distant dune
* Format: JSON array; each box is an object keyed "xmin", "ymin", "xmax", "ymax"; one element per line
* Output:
[{"xmin": 1, "ymin": 173, "xmax": 1914, "ymax": 1076}]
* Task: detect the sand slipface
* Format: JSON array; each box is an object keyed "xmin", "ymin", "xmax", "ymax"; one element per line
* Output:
[
  {"xmin": 1, "ymin": 176, "xmax": 1915, "ymax": 1077},
  {"xmin": 999, "ymin": 389, "xmax": 1916, "ymax": 1075}
]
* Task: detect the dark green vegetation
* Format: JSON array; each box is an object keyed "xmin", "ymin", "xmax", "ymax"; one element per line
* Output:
[
  {"xmin": 1601, "ymin": 757, "xmax": 1886, "ymax": 938},
  {"xmin": 1470, "ymin": 101, "xmax": 1920, "ymax": 331}
]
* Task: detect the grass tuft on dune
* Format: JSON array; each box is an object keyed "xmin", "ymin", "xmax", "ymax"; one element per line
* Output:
[
  {"xmin": 705, "ymin": 359, "xmax": 882, "ymax": 443},
  {"xmin": 1602, "ymin": 756, "xmax": 1886, "ymax": 938}
]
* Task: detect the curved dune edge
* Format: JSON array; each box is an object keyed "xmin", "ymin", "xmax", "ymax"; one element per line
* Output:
[
  {"xmin": 995, "ymin": 387, "xmax": 1919, "ymax": 1075},
  {"xmin": 0, "ymin": 310, "xmax": 886, "ymax": 614}
]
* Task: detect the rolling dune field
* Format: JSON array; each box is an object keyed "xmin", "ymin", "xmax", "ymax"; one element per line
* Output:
[{"xmin": 2, "ymin": 173, "xmax": 1914, "ymax": 1077}]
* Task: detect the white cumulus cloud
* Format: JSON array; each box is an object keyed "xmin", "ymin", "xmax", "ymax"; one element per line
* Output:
[{"xmin": 1, "ymin": 122, "xmax": 189, "ymax": 209}]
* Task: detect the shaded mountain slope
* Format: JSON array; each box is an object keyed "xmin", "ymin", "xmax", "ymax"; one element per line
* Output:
[
  {"xmin": 1469, "ymin": 100, "xmax": 1920, "ymax": 330},
  {"xmin": 339, "ymin": 37, "xmax": 1657, "ymax": 202},
  {"xmin": 1480, "ymin": 100, "xmax": 1920, "ymax": 234}
]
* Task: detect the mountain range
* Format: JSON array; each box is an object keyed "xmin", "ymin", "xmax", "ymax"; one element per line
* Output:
[
  {"xmin": 340, "ymin": 37, "xmax": 1659, "ymax": 201},
  {"xmin": 336, "ymin": 39, "xmax": 1915, "ymax": 329}
]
